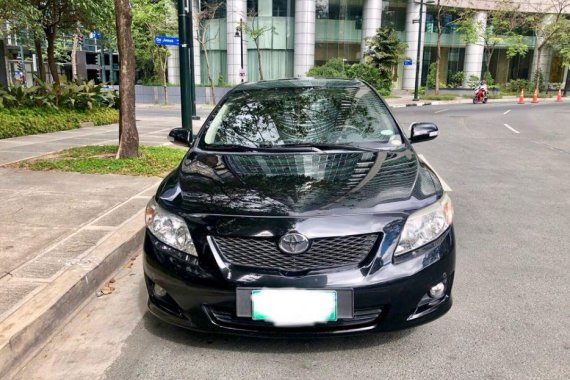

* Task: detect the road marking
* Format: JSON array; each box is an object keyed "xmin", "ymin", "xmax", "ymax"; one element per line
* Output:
[
  {"xmin": 503, "ymin": 124, "xmax": 520, "ymax": 134},
  {"xmin": 417, "ymin": 154, "xmax": 453, "ymax": 192},
  {"xmin": 504, "ymin": 109, "xmax": 511, "ymax": 115},
  {"xmin": 434, "ymin": 109, "xmax": 449, "ymax": 114}
]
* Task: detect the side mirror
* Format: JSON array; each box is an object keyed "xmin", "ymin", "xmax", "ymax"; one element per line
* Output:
[
  {"xmin": 410, "ymin": 122, "xmax": 439, "ymax": 143},
  {"xmin": 168, "ymin": 128, "xmax": 193, "ymax": 147}
]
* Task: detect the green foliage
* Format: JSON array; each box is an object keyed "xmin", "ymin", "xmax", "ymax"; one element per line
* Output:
[
  {"xmin": 483, "ymin": 72, "xmax": 495, "ymax": 87},
  {"xmin": 422, "ymin": 94, "xmax": 457, "ymax": 101},
  {"xmin": 0, "ymin": 80, "xmax": 119, "ymax": 110},
  {"xmin": 363, "ymin": 27, "xmax": 407, "ymax": 91},
  {"xmin": 15, "ymin": 145, "xmax": 185, "ymax": 176},
  {"xmin": 529, "ymin": 70, "xmax": 545, "ymax": 92},
  {"xmin": 505, "ymin": 79, "xmax": 529, "ymax": 93},
  {"xmin": 307, "ymin": 59, "xmax": 389, "ymax": 93},
  {"xmin": 0, "ymin": 108, "xmax": 119, "ymax": 139},
  {"xmin": 467, "ymin": 75, "xmax": 480, "ymax": 88},
  {"xmin": 132, "ymin": 0, "xmax": 177, "ymax": 84},
  {"xmin": 449, "ymin": 71, "xmax": 464, "ymax": 88}
]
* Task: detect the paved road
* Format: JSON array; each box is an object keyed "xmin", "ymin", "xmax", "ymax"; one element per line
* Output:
[{"xmin": 14, "ymin": 102, "xmax": 570, "ymax": 380}]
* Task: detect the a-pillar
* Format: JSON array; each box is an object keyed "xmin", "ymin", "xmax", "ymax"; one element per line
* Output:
[
  {"xmin": 402, "ymin": 0, "xmax": 426, "ymax": 90},
  {"xmin": 227, "ymin": 0, "xmax": 247, "ymax": 84},
  {"xmin": 361, "ymin": 0, "xmax": 382, "ymax": 61},
  {"xmin": 294, "ymin": 0, "xmax": 316, "ymax": 77},
  {"xmin": 463, "ymin": 11, "xmax": 487, "ymax": 86}
]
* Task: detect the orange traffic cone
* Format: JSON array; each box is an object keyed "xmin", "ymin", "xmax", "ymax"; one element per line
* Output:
[
  {"xmin": 556, "ymin": 88, "xmax": 562, "ymax": 102},
  {"xmin": 518, "ymin": 89, "xmax": 525, "ymax": 104},
  {"xmin": 531, "ymin": 88, "xmax": 539, "ymax": 104}
]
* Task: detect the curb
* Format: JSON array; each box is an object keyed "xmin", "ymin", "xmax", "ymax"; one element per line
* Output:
[{"xmin": 0, "ymin": 211, "xmax": 146, "ymax": 379}]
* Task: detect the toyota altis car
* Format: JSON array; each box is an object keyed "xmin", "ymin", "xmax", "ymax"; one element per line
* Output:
[{"xmin": 143, "ymin": 78, "xmax": 455, "ymax": 336}]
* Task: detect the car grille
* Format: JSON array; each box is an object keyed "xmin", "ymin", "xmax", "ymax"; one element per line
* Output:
[
  {"xmin": 211, "ymin": 233, "xmax": 380, "ymax": 272},
  {"xmin": 206, "ymin": 303, "xmax": 384, "ymax": 332}
]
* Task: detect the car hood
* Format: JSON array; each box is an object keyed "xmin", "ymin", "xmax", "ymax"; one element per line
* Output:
[{"xmin": 157, "ymin": 147, "xmax": 442, "ymax": 218}]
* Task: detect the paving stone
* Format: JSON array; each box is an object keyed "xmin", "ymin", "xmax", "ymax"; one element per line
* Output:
[
  {"xmin": 0, "ymin": 281, "xmax": 41, "ymax": 317},
  {"xmin": 13, "ymin": 257, "xmax": 66, "ymax": 280},
  {"xmin": 44, "ymin": 230, "xmax": 109, "ymax": 260},
  {"xmin": 92, "ymin": 198, "xmax": 150, "ymax": 227}
]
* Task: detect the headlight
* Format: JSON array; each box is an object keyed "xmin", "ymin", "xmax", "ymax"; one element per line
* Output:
[
  {"xmin": 145, "ymin": 199, "xmax": 197, "ymax": 257},
  {"xmin": 395, "ymin": 193, "xmax": 453, "ymax": 256}
]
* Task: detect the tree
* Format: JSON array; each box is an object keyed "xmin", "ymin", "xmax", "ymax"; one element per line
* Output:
[
  {"xmin": 526, "ymin": 0, "xmax": 570, "ymax": 93},
  {"xmin": 195, "ymin": 1, "xmax": 224, "ymax": 104},
  {"xmin": 455, "ymin": 0, "xmax": 529, "ymax": 84},
  {"xmin": 243, "ymin": 11, "xmax": 276, "ymax": 81},
  {"xmin": 114, "ymin": 0, "xmax": 139, "ymax": 158},
  {"xmin": 132, "ymin": 0, "xmax": 177, "ymax": 102},
  {"xmin": 363, "ymin": 27, "xmax": 407, "ymax": 92}
]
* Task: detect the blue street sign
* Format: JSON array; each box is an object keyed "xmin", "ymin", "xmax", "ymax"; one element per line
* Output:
[
  {"xmin": 404, "ymin": 59, "xmax": 413, "ymax": 66},
  {"xmin": 154, "ymin": 35, "xmax": 180, "ymax": 46},
  {"xmin": 90, "ymin": 31, "xmax": 101, "ymax": 40}
]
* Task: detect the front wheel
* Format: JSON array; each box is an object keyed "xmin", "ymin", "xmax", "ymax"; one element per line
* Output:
[
  {"xmin": 483, "ymin": 97, "xmax": 488, "ymax": 104},
  {"xmin": 473, "ymin": 97, "xmax": 477, "ymax": 104}
]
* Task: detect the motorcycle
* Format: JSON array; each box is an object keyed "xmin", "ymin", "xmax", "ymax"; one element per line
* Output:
[{"xmin": 473, "ymin": 87, "xmax": 488, "ymax": 104}]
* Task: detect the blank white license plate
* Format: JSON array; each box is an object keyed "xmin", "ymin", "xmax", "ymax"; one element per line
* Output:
[{"xmin": 251, "ymin": 289, "xmax": 337, "ymax": 327}]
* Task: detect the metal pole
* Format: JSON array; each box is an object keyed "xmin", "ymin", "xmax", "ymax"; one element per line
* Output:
[
  {"xmin": 178, "ymin": 0, "xmax": 197, "ymax": 132},
  {"xmin": 187, "ymin": 0, "xmax": 198, "ymax": 119},
  {"xmin": 240, "ymin": 18, "xmax": 244, "ymax": 83},
  {"xmin": 413, "ymin": 0, "xmax": 424, "ymax": 102}
]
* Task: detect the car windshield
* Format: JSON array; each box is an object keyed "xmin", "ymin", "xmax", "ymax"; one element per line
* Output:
[{"xmin": 201, "ymin": 83, "xmax": 402, "ymax": 149}]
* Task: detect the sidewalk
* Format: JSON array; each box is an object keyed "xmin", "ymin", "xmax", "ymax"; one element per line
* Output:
[{"xmin": 0, "ymin": 107, "xmax": 211, "ymax": 378}]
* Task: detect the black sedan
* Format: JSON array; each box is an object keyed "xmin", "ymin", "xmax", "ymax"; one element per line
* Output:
[{"xmin": 143, "ymin": 78, "xmax": 455, "ymax": 336}]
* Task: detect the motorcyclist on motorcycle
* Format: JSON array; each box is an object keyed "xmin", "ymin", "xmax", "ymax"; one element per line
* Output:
[{"xmin": 473, "ymin": 80, "xmax": 488, "ymax": 103}]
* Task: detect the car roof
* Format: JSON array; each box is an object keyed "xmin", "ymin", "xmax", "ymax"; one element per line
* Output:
[{"xmin": 231, "ymin": 78, "xmax": 364, "ymax": 93}]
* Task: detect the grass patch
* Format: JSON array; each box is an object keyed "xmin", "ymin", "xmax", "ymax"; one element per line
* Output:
[
  {"xmin": 0, "ymin": 107, "xmax": 119, "ymax": 139},
  {"xmin": 15, "ymin": 145, "xmax": 185, "ymax": 176},
  {"xmin": 421, "ymin": 94, "xmax": 458, "ymax": 101}
]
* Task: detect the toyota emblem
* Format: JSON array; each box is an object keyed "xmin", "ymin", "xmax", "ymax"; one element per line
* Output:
[{"xmin": 278, "ymin": 232, "xmax": 310, "ymax": 255}]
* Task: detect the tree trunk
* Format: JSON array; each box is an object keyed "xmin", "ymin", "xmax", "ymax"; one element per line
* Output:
[
  {"xmin": 534, "ymin": 45, "xmax": 543, "ymax": 93},
  {"xmin": 162, "ymin": 53, "xmax": 168, "ymax": 104},
  {"xmin": 114, "ymin": 0, "xmax": 139, "ymax": 159},
  {"xmin": 45, "ymin": 27, "xmax": 59, "ymax": 85},
  {"xmin": 202, "ymin": 41, "xmax": 216, "ymax": 104},
  {"xmin": 435, "ymin": 3, "xmax": 442, "ymax": 95},
  {"xmin": 34, "ymin": 38, "xmax": 46, "ymax": 83},
  {"xmin": 255, "ymin": 41, "xmax": 264, "ymax": 80},
  {"xmin": 71, "ymin": 33, "xmax": 79, "ymax": 82}
]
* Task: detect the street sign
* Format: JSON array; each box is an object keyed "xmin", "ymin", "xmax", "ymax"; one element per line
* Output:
[
  {"xmin": 239, "ymin": 68, "xmax": 246, "ymax": 78},
  {"xmin": 154, "ymin": 35, "xmax": 180, "ymax": 46},
  {"xmin": 90, "ymin": 31, "xmax": 101, "ymax": 40},
  {"xmin": 404, "ymin": 59, "xmax": 413, "ymax": 66}
]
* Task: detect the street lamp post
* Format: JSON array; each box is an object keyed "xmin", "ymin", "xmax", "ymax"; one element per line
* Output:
[
  {"xmin": 235, "ymin": 18, "xmax": 244, "ymax": 83},
  {"xmin": 177, "ymin": 0, "xmax": 198, "ymax": 133},
  {"xmin": 564, "ymin": 68, "xmax": 570, "ymax": 97},
  {"xmin": 413, "ymin": 0, "xmax": 434, "ymax": 102}
]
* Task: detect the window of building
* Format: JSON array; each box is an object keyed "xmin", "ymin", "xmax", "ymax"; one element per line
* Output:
[
  {"xmin": 381, "ymin": 0, "xmax": 407, "ymax": 32},
  {"xmin": 273, "ymin": 0, "xmax": 295, "ymax": 17},
  {"xmin": 247, "ymin": 0, "xmax": 258, "ymax": 15},
  {"xmin": 201, "ymin": 0, "xmax": 226, "ymax": 19},
  {"xmin": 316, "ymin": 0, "xmax": 363, "ymax": 20}
]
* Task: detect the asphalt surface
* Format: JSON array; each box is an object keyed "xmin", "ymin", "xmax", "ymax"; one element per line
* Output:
[{"xmin": 15, "ymin": 101, "xmax": 570, "ymax": 380}]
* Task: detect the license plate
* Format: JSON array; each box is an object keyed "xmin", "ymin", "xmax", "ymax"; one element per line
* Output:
[{"xmin": 251, "ymin": 289, "xmax": 337, "ymax": 327}]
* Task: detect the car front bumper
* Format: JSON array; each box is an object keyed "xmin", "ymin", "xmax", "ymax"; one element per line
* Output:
[{"xmin": 143, "ymin": 228, "xmax": 455, "ymax": 337}]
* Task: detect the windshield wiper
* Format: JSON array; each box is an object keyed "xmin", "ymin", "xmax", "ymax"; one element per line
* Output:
[{"xmin": 276, "ymin": 143, "xmax": 379, "ymax": 152}]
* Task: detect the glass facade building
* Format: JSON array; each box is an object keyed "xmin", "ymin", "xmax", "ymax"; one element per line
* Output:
[{"xmin": 166, "ymin": 0, "xmax": 568, "ymax": 89}]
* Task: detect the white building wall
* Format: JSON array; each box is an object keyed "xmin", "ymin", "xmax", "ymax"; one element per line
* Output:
[
  {"xmin": 294, "ymin": 0, "xmax": 316, "ymax": 77},
  {"xmin": 226, "ymin": 0, "xmax": 247, "ymax": 84},
  {"xmin": 361, "ymin": 0, "xmax": 383, "ymax": 61},
  {"xmin": 402, "ymin": 0, "xmax": 426, "ymax": 90},
  {"xmin": 463, "ymin": 11, "xmax": 487, "ymax": 86}
]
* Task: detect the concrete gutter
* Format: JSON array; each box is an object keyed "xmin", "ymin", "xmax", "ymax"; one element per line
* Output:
[{"xmin": 0, "ymin": 210, "xmax": 146, "ymax": 379}]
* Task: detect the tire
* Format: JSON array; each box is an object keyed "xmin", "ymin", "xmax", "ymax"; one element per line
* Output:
[
  {"xmin": 483, "ymin": 97, "xmax": 488, "ymax": 104},
  {"xmin": 473, "ymin": 97, "xmax": 477, "ymax": 104}
]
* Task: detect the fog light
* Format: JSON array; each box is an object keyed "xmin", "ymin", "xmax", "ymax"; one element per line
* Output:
[
  {"xmin": 153, "ymin": 284, "xmax": 168, "ymax": 298},
  {"xmin": 429, "ymin": 282, "xmax": 446, "ymax": 299}
]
